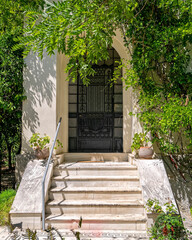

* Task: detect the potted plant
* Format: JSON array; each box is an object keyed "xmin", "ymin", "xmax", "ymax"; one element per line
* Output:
[
  {"xmin": 29, "ymin": 133, "xmax": 50, "ymax": 159},
  {"xmin": 131, "ymin": 132, "xmax": 153, "ymax": 159}
]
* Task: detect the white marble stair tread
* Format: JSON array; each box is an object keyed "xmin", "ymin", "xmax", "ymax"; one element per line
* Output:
[
  {"xmin": 55, "ymin": 237, "xmax": 147, "ymax": 240},
  {"xmin": 50, "ymin": 186, "xmax": 142, "ymax": 192},
  {"xmin": 59, "ymin": 229, "xmax": 147, "ymax": 234},
  {"xmin": 47, "ymin": 199, "xmax": 144, "ymax": 206},
  {"xmin": 52, "ymin": 175, "xmax": 140, "ymax": 180},
  {"xmin": 55, "ymin": 229, "xmax": 148, "ymax": 239},
  {"xmin": 50, "ymin": 237, "xmax": 148, "ymax": 240},
  {"xmin": 45, "ymin": 214, "xmax": 147, "ymax": 222},
  {"xmin": 56, "ymin": 162, "xmax": 136, "ymax": 169}
]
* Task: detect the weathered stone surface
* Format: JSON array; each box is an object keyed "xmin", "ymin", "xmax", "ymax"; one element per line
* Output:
[
  {"xmin": 1, "ymin": 227, "xmax": 150, "ymax": 240},
  {"xmin": 10, "ymin": 159, "xmax": 53, "ymax": 214},
  {"xmin": 15, "ymin": 152, "xmax": 35, "ymax": 184},
  {"xmin": 136, "ymin": 158, "xmax": 192, "ymax": 233},
  {"xmin": 136, "ymin": 159, "xmax": 177, "ymax": 209},
  {"xmin": 164, "ymin": 158, "xmax": 192, "ymax": 232},
  {"xmin": 0, "ymin": 226, "xmax": 10, "ymax": 240}
]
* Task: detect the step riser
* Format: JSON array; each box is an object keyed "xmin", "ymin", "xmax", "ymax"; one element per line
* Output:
[
  {"xmin": 51, "ymin": 180, "xmax": 140, "ymax": 188},
  {"xmin": 53, "ymin": 169, "xmax": 138, "ymax": 177},
  {"xmin": 49, "ymin": 192, "xmax": 142, "ymax": 201},
  {"xmin": 62, "ymin": 153, "xmax": 128, "ymax": 162},
  {"xmin": 46, "ymin": 206, "xmax": 144, "ymax": 215},
  {"xmin": 46, "ymin": 160, "xmax": 147, "ymax": 234},
  {"xmin": 45, "ymin": 221, "xmax": 146, "ymax": 231}
]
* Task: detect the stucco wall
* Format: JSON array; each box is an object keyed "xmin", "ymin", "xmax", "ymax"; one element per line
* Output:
[{"xmin": 22, "ymin": 51, "xmax": 57, "ymax": 152}]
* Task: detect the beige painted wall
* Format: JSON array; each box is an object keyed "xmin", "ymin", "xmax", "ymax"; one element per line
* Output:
[{"xmin": 56, "ymin": 53, "xmax": 69, "ymax": 152}]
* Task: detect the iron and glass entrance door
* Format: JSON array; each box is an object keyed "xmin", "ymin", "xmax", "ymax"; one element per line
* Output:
[
  {"xmin": 68, "ymin": 48, "xmax": 123, "ymax": 152},
  {"xmin": 77, "ymin": 65, "xmax": 114, "ymax": 152}
]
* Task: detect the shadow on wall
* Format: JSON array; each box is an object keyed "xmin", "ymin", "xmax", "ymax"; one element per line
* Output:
[
  {"xmin": 164, "ymin": 158, "xmax": 192, "ymax": 230},
  {"xmin": 22, "ymin": 51, "xmax": 56, "ymax": 151}
]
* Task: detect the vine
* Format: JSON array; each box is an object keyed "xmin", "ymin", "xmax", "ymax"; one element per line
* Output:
[{"xmin": 17, "ymin": 0, "xmax": 192, "ymax": 177}]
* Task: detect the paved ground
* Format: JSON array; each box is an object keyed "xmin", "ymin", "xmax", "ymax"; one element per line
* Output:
[{"xmin": 0, "ymin": 226, "xmax": 9, "ymax": 240}]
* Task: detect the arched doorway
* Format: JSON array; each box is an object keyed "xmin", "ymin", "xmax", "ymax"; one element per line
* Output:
[{"xmin": 68, "ymin": 48, "xmax": 123, "ymax": 152}]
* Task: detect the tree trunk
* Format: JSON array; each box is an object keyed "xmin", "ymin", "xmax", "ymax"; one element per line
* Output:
[{"xmin": 7, "ymin": 144, "xmax": 12, "ymax": 170}]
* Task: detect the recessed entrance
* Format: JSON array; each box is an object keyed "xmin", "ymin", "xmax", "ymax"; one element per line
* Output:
[{"xmin": 69, "ymin": 48, "xmax": 123, "ymax": 152}]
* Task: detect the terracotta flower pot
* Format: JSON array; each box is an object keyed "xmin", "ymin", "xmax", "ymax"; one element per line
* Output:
[
  {"xmin": 138, "ymin": 146, "xmax": 153, "ymax": 159},
  {"xmin": 35, "ymin": 148, "xmax": 49, "ymax": 159}
]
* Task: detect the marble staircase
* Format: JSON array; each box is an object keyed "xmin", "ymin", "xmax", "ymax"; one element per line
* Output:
[{"xmin": 45, "ymin": 157, "xmax": 148, "ymax": 239}]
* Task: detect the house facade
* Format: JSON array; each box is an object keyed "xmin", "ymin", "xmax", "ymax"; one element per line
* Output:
[
  {"xmin": 22, "ymin": 30, "xmax": 141, "ymax": 154},
  {"xmin": 11, "ymin": 23, "xmax": 192, "ymax": 235}
]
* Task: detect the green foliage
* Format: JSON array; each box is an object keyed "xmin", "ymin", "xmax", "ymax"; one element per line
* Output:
[
  {"xmin": 0, "ymin": 0, "xmax": 45, "ymax": 178},
  {"xmin": 17, "ymin": 0, "xmax": 192, "ymax": 85},
  {"xmin": 137, "ymin": 94, "xmax": 192, "ymax": 154},
  {"xmin": 46, "ymin": 225, "xmax": 65, "ymax": 240},
  {"xmin": 147, "ymin": 199, "xmax": 190, "ymax": 239},
  {"xmin": 0, "ymin": 189, "xmax": 16, "ymax": 204},
  {"xmin": 131, "ymin": 132, "xmax": 149, "ymax": 151},
  {"xmin": 146, "ymin": 198, "xmax": 163, "ymax": 214},
  {"xmin": 55, "ymin": 139, "xmax": 64, "ymax": 150},
  {"xmin": 16, "ymin": 0, "xmax": 137, "ymax": 84},
  {"xmin": 0, "ymin": 0, "xmax": 44, "ymax": 34},
  {"xmin": 26, "ymin": 228, "xmax": 37, "ymax": 240},
  {"xmin": 29, "ymin": 133, "xmax": 63, "ymax": 150},
  {"xmin": 29, "ymin": 133, "xmax": 50, "ymax": 150},
  {"xmin": 122, "ymin": 0, "xmax": 192, "ymax": 168},
  {"xmin": 14, "ymin": 0, "xmax": 192, "ymax": 175},
  {"xmin": 0, "ymin": 32, "xmax": 25, "ymax": 169},
  {"xmin": 0, "ymin": 189, "xmax": 16, "ymax": 225}
]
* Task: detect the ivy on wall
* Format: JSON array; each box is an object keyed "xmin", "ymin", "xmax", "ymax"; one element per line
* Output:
[{"xmin": 16, "ymin": 0, "xmax": 192, "ymax": 177}]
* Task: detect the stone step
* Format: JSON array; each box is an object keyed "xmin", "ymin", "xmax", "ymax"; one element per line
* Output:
[
  {"xmin": 56, "ymin": 162, "xmax": 135, "ymax": 167},
  {"xmin": 46, "ymin": 157, "xmax": 147, "ymax": 234},
  {"xmin": 46, "ymin": 200, "xmax": 145, "ymax": 215},
  {"xmin": 49, "ymin": 229, "xmax": 148, "ymax": 240},
  {"xmin": 49, "ymin": 187, "xmax": 143, "ymax": 201},
  {"xmin": 54, "ymin": 162, "xmax": 138, "ymax": 176},
  {"xmin": 51, "ymin": 176, "xmax": 140, "ymax": 188},
  {"xmin": 45, "ymin": 214, "xmax": 147, "ymax": 231},
  {"xmin": 63, "ymin": 153, "xmax": 128, "ymax": 162},
  {"xmin": 52, "ymin": 237, "xmax": 148, "ymax": 240}
]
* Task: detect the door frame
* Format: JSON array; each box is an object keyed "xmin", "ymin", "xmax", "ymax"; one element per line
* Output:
[{"xmin": 56, "ymin": 33, "xmax": 132, "ymax": 153}]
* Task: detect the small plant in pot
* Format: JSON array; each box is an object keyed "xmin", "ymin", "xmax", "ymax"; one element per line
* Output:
[
  {"xmin": 131, "ymin": 132, "xmax": 153, "ymax": 159},
  {"xmin": 29, "ymin": 133, "xmax": 50, "ymax": 159}
]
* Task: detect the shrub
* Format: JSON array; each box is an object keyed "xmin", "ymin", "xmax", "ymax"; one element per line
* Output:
[{"xmin": 146, "ymin": 199, "xmax": 190, "ymax": 240}]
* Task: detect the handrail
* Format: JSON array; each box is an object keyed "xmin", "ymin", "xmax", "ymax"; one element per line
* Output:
[{"xmin": 42, "ymin": 117, "xmax": 62, "ymax": 230}]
